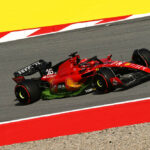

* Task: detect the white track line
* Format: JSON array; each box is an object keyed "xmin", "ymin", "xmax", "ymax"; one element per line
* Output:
[
  {"xmin": 60, "ymin": 20, "xmax": 101, "ymax": 32},
  {"xmin": 0, "ymin": 97, "xmax": 150, "ymax": 125},
  {"xmin": 0, "ymin": 29, "xmax": 39, "ymax": 43},
  {"xmin": 125, "ymin": 13, "xmax": 150, "ymax": 20},
  {"xmin": 1, "ymin": 13, "xmax": 150, "ymax": 43}
]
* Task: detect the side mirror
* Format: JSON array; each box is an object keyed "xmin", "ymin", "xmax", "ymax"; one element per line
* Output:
[
  {"xmin": 69, "ymin": 52, "xmax": 78, "ymax": 57},
  {"xmin": 107, "ymin": 54, "xmax": 112, "ymax": 60}
]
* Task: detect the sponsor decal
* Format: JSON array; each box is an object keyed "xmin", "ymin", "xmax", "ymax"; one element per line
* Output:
[
  {"xmin": 124, "ymin": 62, "xmax": 131, "ymax": 66},
  {"xmin": 46, "ymin": 68, "xmax": 54, "ymax": 75}
]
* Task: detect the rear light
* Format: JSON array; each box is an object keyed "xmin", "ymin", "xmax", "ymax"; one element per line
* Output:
[{"xmin": 13, "ymin": 76, "xmax": 25, "ymax": 83}]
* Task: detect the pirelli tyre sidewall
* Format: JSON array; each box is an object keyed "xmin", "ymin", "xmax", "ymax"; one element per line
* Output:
[
  {"xmin": 132, "ymin": 48, "xmax": 150, "ymax": 67},
  {"xmin": 15, "ymin": 80, "xmax": 41, "ymax": 104},
  {"xmin": 93, "ymin": 67, "xmax": 115, "ymax": 93}
]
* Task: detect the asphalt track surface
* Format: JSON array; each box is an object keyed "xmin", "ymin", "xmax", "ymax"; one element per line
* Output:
[{"xmin": 1, "ymin": 17, "xmax": 150, "ymax": 122}]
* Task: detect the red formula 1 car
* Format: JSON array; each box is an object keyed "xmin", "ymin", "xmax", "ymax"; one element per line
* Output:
[{"xmin": 13, "ymin": 48, "xmax": 150, "ymax": 104}]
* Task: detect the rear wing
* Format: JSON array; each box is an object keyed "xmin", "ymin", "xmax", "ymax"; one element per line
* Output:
[{"xmin": 14, "ymin": 60, "xmax": 52, "ymax": 77}]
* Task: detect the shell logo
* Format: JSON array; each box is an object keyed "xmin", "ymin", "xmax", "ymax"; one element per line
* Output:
[
  {"xmin": 66, "ymin": 78, "xmax": 81, "ymax": 88},
  {"xmin": 124, "ymin": 63, "xmax": 131, "ymax": 66}
]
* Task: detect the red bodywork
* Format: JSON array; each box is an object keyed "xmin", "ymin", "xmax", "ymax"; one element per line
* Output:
[{"xmin": 39, "ymin": 54, "xmax": 150, "ymax": 93}]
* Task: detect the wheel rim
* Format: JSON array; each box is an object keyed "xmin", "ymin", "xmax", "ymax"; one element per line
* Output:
[
  {"xmin": 15, "ymin": 85, "xmax": 30, "ymax": 104},
  {"xmin": 19, "ymin": 91, "xmax": 25, "ymax": 99},
  {"xmin": 94, "ymin": 75, "xmax": 107, "ymax": 92},
  {"xmin": 97, "ymin": 80, "xmax": 103, "ymax": 88}
]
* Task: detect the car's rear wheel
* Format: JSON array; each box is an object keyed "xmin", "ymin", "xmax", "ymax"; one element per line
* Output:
[
  {"xmin": 132, "ymin": 48, "xmax": 150, "ymax": 67},
  {"xmin": 93, "ymin": 67, "xmax": 115, "ymax": 93},
  {"xmin": 15, "ymin": 80, "xmax": 41, "ymax": 104}
]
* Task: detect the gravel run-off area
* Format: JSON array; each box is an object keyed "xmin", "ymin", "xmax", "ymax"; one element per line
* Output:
[{"xmin": 1, "ymin": 122, "xmax": 150, "ymax": 150}]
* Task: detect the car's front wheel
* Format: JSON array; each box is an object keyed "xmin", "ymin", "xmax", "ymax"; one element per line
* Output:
[
  {"xmin": 132, "ymin": 48, "xmax": 150, "ymax": 67},
  {"xmin": 15, "ymin": 80, "xmax": 41, "ymax": 104},
  {"xmin": 93, "ymin": 67, "xmax": 115, "ymax": 93}
]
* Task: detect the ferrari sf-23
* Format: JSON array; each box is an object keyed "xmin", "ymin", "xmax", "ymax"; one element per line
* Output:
[{"xmin": 13, "ymin": 48, "xmax": 150, "ymax": 104}]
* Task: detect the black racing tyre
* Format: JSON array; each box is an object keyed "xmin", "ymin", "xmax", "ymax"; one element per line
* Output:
[
  {"xmin": 93, "ymin": 67, "xmax": 115, "ymax": 93},
  {"xmin": 15, "ymin": 80, "xmax": 41, "ymax": 104},
  {"xmin": 132, "ymin": 48, "xmax": 150, "ymax": 67}
]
